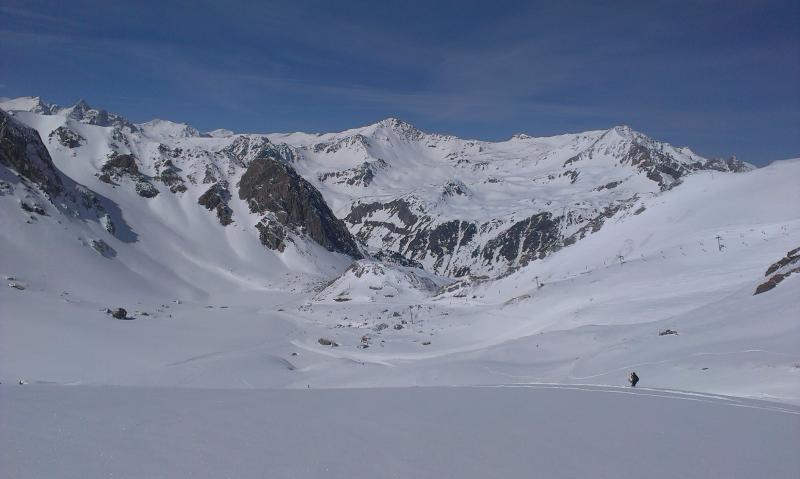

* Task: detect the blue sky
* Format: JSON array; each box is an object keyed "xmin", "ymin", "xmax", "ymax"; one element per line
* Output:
[{"xmin": 1, "ymin": 0, "xmax": 798, "ymax": 165}]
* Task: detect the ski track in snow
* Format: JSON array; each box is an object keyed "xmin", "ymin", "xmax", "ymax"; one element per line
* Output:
[{"xmin": 487, "ymin": 383, "xmax": 800, "ymax": 415}]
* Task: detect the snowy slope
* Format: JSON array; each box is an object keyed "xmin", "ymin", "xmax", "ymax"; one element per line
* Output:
[
  {"xmin": 1, "ymin": 96, "xmax": 797, "ymax": 407},
  {"xmin": 271, "ymin": 119, "xmax": 752, "ymax": 277},
  {"xmin": 2, "ymin": 95, "xmax": 799, "ymax": 477}
]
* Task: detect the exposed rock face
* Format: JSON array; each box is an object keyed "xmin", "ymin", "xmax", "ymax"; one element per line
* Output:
[
  {"xmin": 407, "ymin": 219, "xmax": 478, "ymax": 271},
  {"xmin": 314, "ymin": 134, "xmax": 371, "ymax": 154},
  {"xmin": 255, "ymin": 219, "xmax": 287, "ymax": 251},
  {"xmin": 596, "ymin": 180, "xmax": 622, "ymax": 191},
  {"xmin": 481, "ymin": 213, "xmax": 561, "ymax": 266},
  {"xmin": 0, "ymin": 109, "xmax": 63, "ymax": 196},
  {"xmin": 615, "ymin": 129, "xmax": 753, "ymax": 190},
  {"xmin": 562, "ymin": 126, "xmax": 753, "ymax": 192},
  {"xmin": 343, "ymin": 194, "xmax": 638, "ymax": 277},
  {"xmin": 155, "ymin": 159, "xmax": 187, "ymax": 193},
  {"xmin": 442, "ymin": 180, "xmax": 469, "ymax": 197},
  {"xmin": 99, "ymin": 153, "xmax": 160, "ymax": 198},
  {"xmin": 623, "ymin": 142, "xmax": 688, "ymax": 190},
  {"xmin": 372, "ymin": 250, "xmax": 423, "ymax": 268},
  {"xmin": 134, "ymin": 181, "xmax": 159, "ymax": 198},
  {"xmin": 66, "ymin": 100, "xmax": 138, "ymax": 131},
  {"xmin": 755, "ymin": 247, "xmax": 800, "ymax": 295},
  {"xmin": 198, "ymin": 182, "xmax": 233, "ymax": 226},
  {"xmin": 222, "ymin": 136, "xmax": 298, "ymax": 168},
  {"xmin": 20, "ymin": 201, "xmax": 47, "ymax": 215},
  {"xmin": 238, "ymin": 156, "xmax": 362, "ymax": 258},
  {"xmin": 101, "ymin": 154, "xmax": 140, "ymax": 179},
  {"xmin": 702, "ymin": 156, "xmax": 752, "ymax": 173},
  {"xmin": 48, "ymin": 126, "xmax": 85, "ymax": 148},
  {"xmin": 318, "ymin": 159, "xmax": 387, "ymax": 187},
  {"xmin": 90, "ymin": 239, "xmax": 116, "ymax": 258}
]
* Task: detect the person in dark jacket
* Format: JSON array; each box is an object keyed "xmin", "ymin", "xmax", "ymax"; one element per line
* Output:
[{"xmin": 629, "ymin": 371, "xmax": 640, "ymax": 387}]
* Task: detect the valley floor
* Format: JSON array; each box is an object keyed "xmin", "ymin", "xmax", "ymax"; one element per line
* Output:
[{"xmin": 2, "ymin": 383, "xmax": 798, "ymax": 479}]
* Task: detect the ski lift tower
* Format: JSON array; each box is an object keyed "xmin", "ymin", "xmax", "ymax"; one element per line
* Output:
[{"xmin": 715, "ymin": 235, "xmax": 725, "ymax": 252}]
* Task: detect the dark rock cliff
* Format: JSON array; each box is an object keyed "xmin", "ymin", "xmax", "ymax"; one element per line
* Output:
[
  {"xmin": 0, "ymin": 109, "xmax": 64, "ymax": 196},
  {"xmin": 239, "ymin": 156, "xmax": 363, "ymax": 258}
]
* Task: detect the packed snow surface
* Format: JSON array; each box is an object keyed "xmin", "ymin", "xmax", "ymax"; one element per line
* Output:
[{"xmin": 2, "ymin": 384, "xmax": 798, "ymax": 479}]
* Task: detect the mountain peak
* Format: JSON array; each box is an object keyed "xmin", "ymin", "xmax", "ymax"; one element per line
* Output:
[
  {"xmin": 73, "ymin": 99, "xmax": 91, "ymax": 110},
  {"xmin": 609, "ymin": 124, "xmax": 637, "ymax": 139},
  {"xmin": 138, "ymin": 118, "xmax": 202, "ymax": 139},
  {"xmin": 376, "ymin": 117, "xmax": 413, "ymax": 128},
  {"xmin": 371, "ymin": 117, "xmax": 423, "ymax": 140},
  {"xmin": 207, "ymin": 128, "xmax": 235, "ymax": 138},
  {"xmin": 56, "ymin": 98, "xmax": 138, "ymax": 131},
  {"xmin": 0, "ymin": 96, "xmax": 57, "ymax": 114}
]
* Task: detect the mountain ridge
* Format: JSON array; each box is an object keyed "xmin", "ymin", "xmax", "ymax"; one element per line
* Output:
[
  {"xmin": 1, "ymin": 96, "xmax": 798, "ymax": 406},
  {"xmin": 0, "ymin": 96, "xmax": 758, "ymax": 279}
]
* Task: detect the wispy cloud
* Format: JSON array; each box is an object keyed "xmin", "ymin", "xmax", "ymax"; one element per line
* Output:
[{"xmin": 0, "ymin": 5, "xmax": 86, "ymax": 29}]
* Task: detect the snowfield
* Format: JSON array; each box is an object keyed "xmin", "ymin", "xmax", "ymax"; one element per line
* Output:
[
  {"xmin": 2, "ymin": 384, "xmax": 798, "ymax": 479},
  {"xmin": 1, "ymin": 96, "xmax": 799, "ymax": 478}
]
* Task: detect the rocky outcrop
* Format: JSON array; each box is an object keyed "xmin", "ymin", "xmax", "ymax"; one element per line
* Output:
[
  {"xmin": 617, "ymin": 129, "xmax": 753, "ymax": 190},
  {"xmin": 155, "ymin": 159, "xmax": 187, "ymax": 193},
  {"xmin": 701, "ymin": 156, "xmax": 752, "ymax": 173},
  {"xmin": 406, "ymin": 220, "xmax": 477, "ymax": 271},
  {"xmin": 314, "ymin": 134, "xmax": 371, "ymax": 154},
  {"xmin": 222, "ymin": 136, "xmax": 297, "ymax": 168},
  {"xmin": 255, "ymin": 219, "xmax": 287, "ymax": 251},
  {"xmin": 48, "ymin": 126, "xmax": 85, "ymax": 148},
  {"xmin": 134, "ymin": 181, "xmax": 159, "ymax": 198},
  {"xmin": 99, "ymin": 153, "xmax": 160, "ymax": 198},
  {"xmin": 65, "ymin": 100, "xmax": 138, "ymax": 131},
  {"xmin": 318, "ymin": 159, "xmax": 387, "ymax": 187},
  {"xmin": 343, "ymin": 193, "xmax": 640, "ymax": 277},
  {"xmin": 755, "ymin": 247, "xmax": 800, "ymax": 295},
  {"xmin": 239, "ymin": 156, "xmax": 362, "ymax": 258},
  {"xmin": 90, "ymin": 239, "xmax": 116, "ymax": 258},
  {"xmin": 622, "ymin": 142, "xmax": 688, "ymax": 190},
  {"xmin": 100, "ymin": 153, "xmax": 140, "ymax": 179},
  {"xmin": 108, "ymin": 308, "xmax": 128, "ymax": 319},
  {"xmin": 20, "ymin": 201, "xmax": 47, "ymax": 215},
  {"xmin": 198, "ymin": 182, "xmax": 233, "ymax": 226},
  {"xmin": 481, "ymin": 213, "xmax": 561, "ymax": 266},
  {"xmin": 0, "ymin": 109, "xmax": 63, "ymax": 196},
  {"xmin": 442, "ymin": 180, "xmax": 469, "ymax": 197}
]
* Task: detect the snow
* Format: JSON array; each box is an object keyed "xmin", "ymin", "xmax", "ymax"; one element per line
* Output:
[
  {"xmin": 313, "ymin": 260, "xmax": 452, "ymax": 304},
  {"xmin": 206, "ymin": 128, "xmax": 235, "ymax": 138},
  {"xmin": 1, "ymin": 384, "xmax": 798, "ymax": 479},
  {"xmin": 137, "ymin": 118, "xmax": 202, "ymax": 139},
  {"xmin": 1, "ymin": 96, "xmax": 799, "ymax": 478},
  {"xmin": 0, "ymin": 96, "xmax": 54, "ymax": 114}
]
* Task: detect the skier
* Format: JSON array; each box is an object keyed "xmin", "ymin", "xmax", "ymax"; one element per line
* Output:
[{"xmin": 629, "ymin": 371, "xmax": 639, "ymax": 388}]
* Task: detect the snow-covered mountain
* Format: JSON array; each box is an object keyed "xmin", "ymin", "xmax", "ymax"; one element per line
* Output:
[
  {"xmin": 1, "ymin": 96, "xmax": 797, "ymax": 407},
  {"xmin": 271, "ymin": 118, "xmax": 752, "ymax": 277},
  {"xmin": 1, "ymin": 96, "xmax": 753, "ymax": 279}
]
